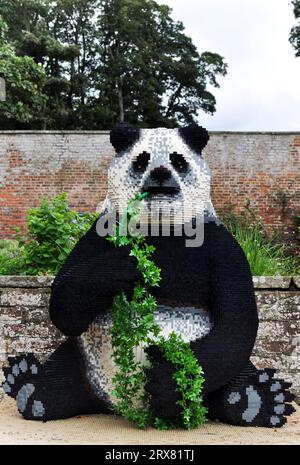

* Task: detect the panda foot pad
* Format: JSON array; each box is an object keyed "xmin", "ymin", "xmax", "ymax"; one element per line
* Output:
[
  {"xmin": 2, "ymin": 354, "xmax": 46, "ymax": 421},
  {"xmin": 208, "ymin": 369, "xmax": 296, "ymax": 427}
]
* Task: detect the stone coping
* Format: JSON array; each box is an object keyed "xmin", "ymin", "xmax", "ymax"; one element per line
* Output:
[
  {"xmin": 253, "ymin": 276, "xmax": 293, "ymax": 289},
  {"xmin": 0, "ymin": 130, "xmax": 300, "ymax": 135},
  {"xmin": 0, "ymin": 276, "xmax": 54, "ymax": 288},
  {"xmin": 0, "ymin": 275, "xmax": 299, "ymax": 289}
]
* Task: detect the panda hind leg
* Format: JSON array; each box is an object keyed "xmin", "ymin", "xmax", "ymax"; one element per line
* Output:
[
  {"xmin": 204, "ymin": 361, "xmax": 296, "ymax": 428},
  {"xmin": 2, "ymin": 338, "xmax": 111, "ymax": 421}
]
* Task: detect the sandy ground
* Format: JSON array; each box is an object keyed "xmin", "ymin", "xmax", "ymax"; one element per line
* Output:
[{"xmin": 0, "ymin": 396, "xmax": 299, "ymax": 445}]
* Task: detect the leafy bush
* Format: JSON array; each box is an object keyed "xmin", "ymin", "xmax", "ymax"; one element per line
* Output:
[
  {"xmin": 220, "ymin": 202, "xmax": 299, "ymax": 276},
  {"xmin": 0, "ymin": 193, "xmax": 98, "ymax": 276},
  {"xmin": 233, "ymin": 227, "xmax": 299, "ymax": 276},
  {"xmin": 0, "ymin": 239, "xmax": 25, "ymax": 275},
  {"xmin": 20, "ymin": 193, "xmax": 98, "ymax": 275}
]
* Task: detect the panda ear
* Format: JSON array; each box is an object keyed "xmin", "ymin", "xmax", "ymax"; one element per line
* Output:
[
  {"xmin": 110, "ymin": 123, "xmax": 140, "ymax": 155},
  {"xmin": 178, "ymin": 124, "xmax": 209, "ymax": 155}
]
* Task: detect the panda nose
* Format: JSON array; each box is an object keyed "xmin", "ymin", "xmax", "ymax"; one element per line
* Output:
[{"xmin": 150, "ymin": 166, "xmax": 172, "ymax": 185}]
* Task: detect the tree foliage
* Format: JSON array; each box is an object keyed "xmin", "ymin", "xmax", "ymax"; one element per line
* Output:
[
  {"xmin": 290, "ymin": 0, "xmax": 300, "ymax": 57},
  {"xmin": 0, "ymin": 15, "xmax": 47, "ymax": 127},
  {"xmin": 96, "ymin": 0, "xmax": 227, "ymax": 127},
  {"xmin": 0, "ymin": 0, "xmax": 228, "ymax": 129}
]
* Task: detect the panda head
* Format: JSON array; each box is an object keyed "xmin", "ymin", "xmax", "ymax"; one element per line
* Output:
[{"xmin": 108, "ymin": 123, "xmax": 216, "ymax": 225}]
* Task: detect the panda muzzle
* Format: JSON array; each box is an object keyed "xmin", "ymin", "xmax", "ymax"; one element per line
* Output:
[
  {"xmin": 143, "ymin": 166, "xmax": 180, "ymax": 196},
  {"xmin": 144, "ymin": 185, "xmax": 180, "ymax": 196}
]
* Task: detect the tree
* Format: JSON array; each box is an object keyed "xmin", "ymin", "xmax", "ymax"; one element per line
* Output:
[
  {"xmin": 46, "ymin": 0, "xmax": 101, "ymax": 128},
  {"xmin": 0, "ymin": 0, "xmax": 228, "ymax": 129},
  {"xmin": 96, "ymin": 0, "xmax": 227, "ymax": 127},
  {"xmin": 0, "ymin": 15, "xmax": 47, "ymax": 127},
  {"xmin": 290, "ymin": 0, "xmax": 300, "ymax": 57},
  {"xmin": 0, "ymin": 0, "xmax": 88, "ymax": 128}
]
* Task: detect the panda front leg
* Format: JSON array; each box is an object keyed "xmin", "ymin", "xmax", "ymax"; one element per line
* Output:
[
  {"xmin": 204, "ymin": 361, "xmax": 296, "ymax": 428},
  {"xmin": 2, "ymin": 338, "xmax": 111, "ymax": 421}
]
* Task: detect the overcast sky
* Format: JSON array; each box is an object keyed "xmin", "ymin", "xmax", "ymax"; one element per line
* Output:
[{"xmin": 157, "ymin": 0, "xmax": 300, "ymax": 131}]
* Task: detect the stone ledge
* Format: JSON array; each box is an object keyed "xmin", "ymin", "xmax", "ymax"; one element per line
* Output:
[
  {"xmin": 0, "ymin": 278, "xmax": 299, "ymax": 402},
  {"xmin": 252, "ymin": 276, "xmax": 293, "ymax": 289},
  {"xmin": 1, "ymin": 276, "xmax": 299, "ymax": 289},
  {"xmin": 293, "ymin": 277, "xmax": 300, "ymax": 289},
  {"xmin": 1, "ymin": 130, "xmax": 300, "ymax": 136},
  {"xmin": 0, "ymin": 276, "xmax": 54, "ymax": 288},
  {"xmin": 0, "ymin": 130, "xmax": 111, "ymax": 135}
]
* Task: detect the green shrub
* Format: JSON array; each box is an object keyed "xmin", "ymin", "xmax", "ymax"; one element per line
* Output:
[
  {"xmin": 220, "ymin": 202, "xmax": 299, "ymax": 275},
  {"xmin": 0, "ymin": 239, "xmax": 25, "ymax": 275},
  {"xmin": 233, "ymin": 227, "xmax": 299, "ymax": 276},
  {"xmin": 20, "ymin": 193, "xmax": 98, "ymax": 275},
  {"xmin": 0, "ymin": 193, "xmax": 98, "ymax": 276}
]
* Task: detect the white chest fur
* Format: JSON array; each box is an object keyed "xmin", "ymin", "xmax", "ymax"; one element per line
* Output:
[{"xmin": 77, "ymin": 305, "xmax": 212, "ymax": 406}]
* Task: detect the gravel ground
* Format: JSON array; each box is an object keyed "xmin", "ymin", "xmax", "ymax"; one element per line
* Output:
[{"xmin": 0, "ymin": 396, "xmax": 299, "ymax": 445}]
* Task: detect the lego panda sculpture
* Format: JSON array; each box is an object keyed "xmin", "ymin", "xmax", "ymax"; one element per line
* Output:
[{"xmin": 2, "ymin": 123, "xmax": 295, "ymax": 427}]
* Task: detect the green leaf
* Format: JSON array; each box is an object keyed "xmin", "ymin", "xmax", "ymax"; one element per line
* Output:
[{"xmin": 107, "ymin": 194, "xmax": 207, "ymax": 430}]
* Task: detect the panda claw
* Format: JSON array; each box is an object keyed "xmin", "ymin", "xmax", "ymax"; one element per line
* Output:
[
  {"xmin": 284, "ymin": 404, "xmax": 296, "ymax": 415},
  {"xmin": 264, "ymin": 368, "xmax": 276, "ymax": 378}
]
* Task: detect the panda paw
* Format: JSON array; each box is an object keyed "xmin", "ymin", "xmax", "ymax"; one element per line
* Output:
[
  {"xmin": 2, "ymin": 354, "xmax": 46, "ymax": 421},
  {"xmin": 207, "ymin": 369, "xmax": 296, "ymax": 428}
]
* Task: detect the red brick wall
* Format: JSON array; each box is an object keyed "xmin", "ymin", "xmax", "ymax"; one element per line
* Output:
[
  {"xmin": 0, "ymin": 131, "xmax": 299, "ymax": 237},
  {"xmin": 206, "ymin": 133, "xmax": 300, "ymax": 232}
]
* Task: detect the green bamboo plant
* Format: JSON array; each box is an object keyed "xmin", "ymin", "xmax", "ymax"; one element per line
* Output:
[{"xmin": 107, "ymin": 193, "xmax": 207, "ymax": 430}]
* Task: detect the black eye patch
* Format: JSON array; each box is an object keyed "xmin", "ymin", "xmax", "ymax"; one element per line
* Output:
[
  {"xmin": 170, "ymin": 152, "xmax": 188, "ymax": 173},
  {"xmin": 132, "ymin": 151, "xmax": 150, "ymax": 173}
]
